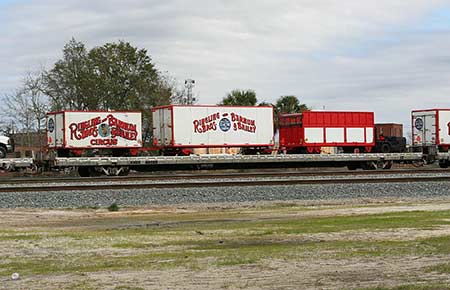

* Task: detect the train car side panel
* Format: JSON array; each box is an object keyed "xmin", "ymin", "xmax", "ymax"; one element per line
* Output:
[
  {"xmin": 46, "ymin": 113, "xmax": 57, "ymax": 148},
  {"xmin": 412, "ymin": 109, "xmax": 438, "ymax": 147},
  {"xmin": 280, "ymin": 111, "xmax": 375, "ymax": 149},
  {"xmin": 325, "ymin": 128, "xmax": 344, "ymax": 143},
  {"xmin": 304, "ymin": 128, "xmax": 323, "ymax": 143},
  {"xmin": 152, "ymin": 107, "xmax": 172, "ymax": 146},
  {"xmin": 47, "ymin": 111, "xmax": 143, "ymax": 149},
  {"xmin": 278, "ymin": 114, "xmax": 302, "ymax": 146},
  {"xmin": 46, "ymin": 112, "xmax": 64, "ymax": 148},
  {"xmin": 346, "ymin": 128, "xmax": 365, "ymax": 143},
  {"xmin": 153, "ymin": 105, "xmax": 274, "ymax": 148},
  {"xmin": 366, "ymin": 127, "xmax": 374, "ymax": 143},
  {"xmin": 55, "ymin": 113, "xmax": 64, "ymax": 147},
  {"xmin": 438, "ymin": 110, "xmax": 450, "ymax": 146}
]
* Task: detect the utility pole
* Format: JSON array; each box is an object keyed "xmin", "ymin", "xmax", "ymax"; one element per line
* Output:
[{"xmin": 184, "ymin": 79, "xmax": 195, "ymax": 104}]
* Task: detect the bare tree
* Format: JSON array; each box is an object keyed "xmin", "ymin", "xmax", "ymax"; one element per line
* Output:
[
  {"xmin": 24, "ymin": 71, "xmax": 49, "ymax": 134},
  {"xmin": 162, "ymin": 74, "xmax": 199, "ymax": 105},
  {"xmin": 0, "ymin": 119, "xmax": 15, "ymax": 137},
  {"xmin": 5, "ymin": 89, "xmax": 35, "ymax": 133},
  {"xmin": 5, "ymin": 70, "xmax": 49, "ymax": 153}
]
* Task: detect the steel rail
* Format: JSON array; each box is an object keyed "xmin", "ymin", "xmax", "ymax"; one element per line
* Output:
[
  {"xmin": 0, "ymin": 168, "xmax": 449, "ymax": 185},
  {"xmin": 2, "ymin": 175, "xmax": 450, "ymax": 193}
]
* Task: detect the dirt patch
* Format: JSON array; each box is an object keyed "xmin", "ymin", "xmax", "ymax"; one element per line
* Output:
[
  {"xmin": 2, "ymin": 197, "xmax": 450, "ymax": 230},
  {"xmin": 2, "ymin": 256, "xmax": 450, "ymax": 290},
  {"xmin": 306, "ymin": 225, "xmax": 450, "ymax": 242},
  {"xmin": 2, "ymin": 198, "xmax": 450, "ymax": 289}
]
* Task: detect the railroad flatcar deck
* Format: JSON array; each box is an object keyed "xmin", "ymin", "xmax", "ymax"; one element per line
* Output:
[
  {"xmin": 52, "ymin": 153, "xmax": 422, "ymax": 166},
  {"xmin": 0, "ymin": 158, "xmax": 34, "ymax": 170}
]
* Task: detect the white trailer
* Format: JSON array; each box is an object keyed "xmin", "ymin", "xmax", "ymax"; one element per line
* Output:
[
  {"xmin": 412, "ymin": 109, "xmax": 450, "ymax": 150},
  {"xmin": 46, "ymin": 111, "xmax": 143, "ymax": 149},
  {"xmin": 152, "ymin": 105, "xmax": 274, "ymax": 149}
]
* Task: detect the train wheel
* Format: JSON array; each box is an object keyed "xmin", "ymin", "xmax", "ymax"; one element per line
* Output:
[
  {"xmin": 78, "ymin": 166, "xmax": 91, "ymax": 177},
  {"xmin": 439, "ymin": 160, "xmax": 449, "ymax": 169},
  {"xmin": 0, "ymin": 147, "xmax": 6, "ymax": 159},
  {"xmin": 381, "ymin": 143, "xmax": 391, "ymax": 153},
  {"xmin": 379, "ymin": 160, "xmax": 393, "ymax": 170},
  {"xmin": 361, "ymin": 161, "xmax": 377, "ymax": 170},
  {"xmin": 343, "ymin": 147, "xmax": 353, "ymax": 154},
  {"xmin": 412, "ymin": 160, "xmax": 425, "ymax": 167},
  {"xmin": 439, "ymin": 146, "xmax": 449, "ymax": 153},
  {"xmin": 118, "ymin": 167, "xmax": 130, "ymax": 176},
  {"xmin": 347, "ymin": 163, "xmax": 359, "ymax": 170}
]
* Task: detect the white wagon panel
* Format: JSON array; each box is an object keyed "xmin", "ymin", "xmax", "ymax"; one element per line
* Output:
[
  {"xmin": 438, "ymin": 110, "xmax": 450, "ymax": 145},
  {"xmin": 412, "ymin": 110, "xmax": 438, "ymax": 146},
  {"xmin": 325, "ymin": 128, "xmax": 344, "ymax": 143},
  {"xmin": 346, "ymin": 128, "xmax": 365, "ymax": 143},
  {"xmin": 304, "ymin": 128, "xmax": 324, "ymax": 143},
  {"xmin": 153, "ymin": 105, "xmax": 274, "ymax": 147},
  {"xmin": 47, "ymin": 111, "xmax": 142, "ymax": 149}
]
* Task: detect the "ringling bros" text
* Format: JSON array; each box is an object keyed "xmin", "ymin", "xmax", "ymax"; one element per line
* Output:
[{"xmin": 69, "ymin": 114, "xmax": 138, "ymax": 146}]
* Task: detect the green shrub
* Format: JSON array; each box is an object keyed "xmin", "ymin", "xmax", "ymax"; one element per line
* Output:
[{"xmin": 107, "ymin": 202, "xmax": 119, "ymax": 212}]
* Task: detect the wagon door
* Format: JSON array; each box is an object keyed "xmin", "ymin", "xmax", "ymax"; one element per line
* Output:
[
  {"xmin": 47, "ymin": 112, "xmax": 64, "ymax": 148},
  {"xmin": 153, "ymin": 107, "xmax": 173, "ymax": 146},
  {"xmin": 412, "ymin": 111, "xmax": 437, "ymax": 146},
  {"xmin": 55, "ymin": 112, "xmax": 64, "ymax": 147},
  {"xmin": 46, "ymin": 114, "xmax": 56, "ymax": 148}
]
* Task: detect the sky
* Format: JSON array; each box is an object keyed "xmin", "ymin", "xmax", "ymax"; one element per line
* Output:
[{"xmin": 2, "ymin": 0, "xmax": 450, "ymax": 129}]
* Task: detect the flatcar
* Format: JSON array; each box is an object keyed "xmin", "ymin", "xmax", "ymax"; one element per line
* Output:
[{"xmin": 39, "ymin": 105, "xmax": 450, "ymax": 176}]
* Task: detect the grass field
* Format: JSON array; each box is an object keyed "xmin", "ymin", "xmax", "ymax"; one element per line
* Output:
[{"xmin": 1, "ymin": 200, "xmax": 450, "ymax": 289}]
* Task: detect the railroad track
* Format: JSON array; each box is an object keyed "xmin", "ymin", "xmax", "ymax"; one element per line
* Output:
[
  {"xmin": 2, "ymin": 174, "xmax": 450, "ymax": 193},
  {"xmin": 0, "ymin": 168, "xmax": 448, "ymax": 185}
]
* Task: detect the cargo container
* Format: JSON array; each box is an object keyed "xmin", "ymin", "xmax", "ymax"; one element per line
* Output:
[
  {"xmin": 375, "ymin": 123, "xmax": 403, "ymax": 139},
  {"xmin": 152, "ymin": 105, "xmax": 274, "ymax": 150},
  {"xmin": 374, "ymin": 123, "xmax": 406, "ymax": 153},
  {"xmin": 279, "ymin": 111, "xmax": 375, "ymax": 153},
  {"xmin": 47, "ymin": 111, "xmax": 142, "ymax": 150},
  {"xmin": 412, "ymin": 109, "xmax": 450, "ymax": 152}
]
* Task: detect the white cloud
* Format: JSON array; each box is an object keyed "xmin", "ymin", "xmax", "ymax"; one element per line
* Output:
[{"xmin": 1, "ymin": 0, "xmax": 450, "ymax": 127}]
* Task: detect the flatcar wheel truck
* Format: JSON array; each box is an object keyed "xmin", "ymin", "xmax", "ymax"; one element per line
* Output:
[{"xmin": 77, "ymin": 166, "xmax": 130, "ymax": 177}]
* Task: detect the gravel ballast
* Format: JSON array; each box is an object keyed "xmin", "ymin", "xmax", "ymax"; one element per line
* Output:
[
  {"xmin": 1, "ymin": 181, "xmax": 450, "ymax": 208},
  {"xmin": 1, "ymin": 173, "xmax": 450, "ymax": 188}
]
